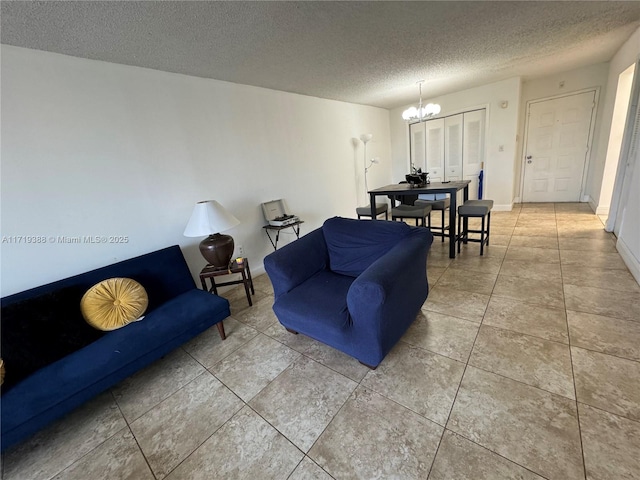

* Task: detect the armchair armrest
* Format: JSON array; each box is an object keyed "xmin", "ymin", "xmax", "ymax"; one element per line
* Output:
[
  {"xmin": 264, "ymin": 227, "xmax": 329, "ymax": 298},
  {"xmin": 346, "ymin": 228, "xmax": 432, "ymax": 364}
]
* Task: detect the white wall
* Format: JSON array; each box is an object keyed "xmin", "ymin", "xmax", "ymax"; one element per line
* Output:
[
  {"xmin": 517, "ymin": 63, "xmax": 610, "ymax": 204},
  {"xmin": 594, "ymin": 27, "xmax": 640, "ymax": 212},
  {"xmin": 389, "ymin": 77, "xmax": 522, "ymax": 211},
  {"xmin": 0, "ymin": 46, "xmax": 392, "ymax": 296}
]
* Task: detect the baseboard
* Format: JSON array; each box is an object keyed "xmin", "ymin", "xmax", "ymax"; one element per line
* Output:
[
  {"xmin": 513, "ymin": 196, "xmax": 521, "ymax": 204},
  {"xmin": 582, "ymin": 194, "xmax": 591, "ymax": 203},
  {"xmin": 494, "ymin": 204, "xmax": 514, "ymax": 212},
  {"xmin": 616, "ymin": 237, "xmax": 640, "ymax": 285},
  {"xmin": 595, "ymin": 205, "xmax": 609, "ymax": 216}
]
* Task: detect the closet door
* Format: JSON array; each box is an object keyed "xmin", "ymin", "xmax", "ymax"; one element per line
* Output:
[
  {"xmin": 425, "ymin": 118, "xmax": 445, "ymax": 182},
  {"xmin": 463, "ymin": 109, "xmax": 486, "ymax": 199},
  {"xmin": 409, "ymin": 122, "xmax": 427, "ymax": 173},
  {"xmin": 445, "ymin": 114, "xmax": 463, "ymax": 181}
]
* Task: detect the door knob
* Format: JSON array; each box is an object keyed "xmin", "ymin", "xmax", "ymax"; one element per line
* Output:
[{"xmin": 526, "ymin": 155, "xmax": 533, "ymax": 164}]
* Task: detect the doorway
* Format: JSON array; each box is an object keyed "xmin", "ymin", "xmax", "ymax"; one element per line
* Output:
[{"xmin": 521, "ymin": 90, "xmax": 597, "ymax": 202}]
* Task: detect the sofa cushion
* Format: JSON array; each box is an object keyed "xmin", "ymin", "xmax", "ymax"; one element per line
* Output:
[
  {"xmin": 322, "ymin": 217, "xmax": 412, "ymax": 277},
  {"xmin": 1, "ymin": 286, "xmax": 106, "ymax": 392},
  {"xmin": 273, "ymin": 270, "xmax": 355, "ymax": 347},
  {"xmin": 81, "ymin": 278, "xmax": 148, "ymax": 331}
]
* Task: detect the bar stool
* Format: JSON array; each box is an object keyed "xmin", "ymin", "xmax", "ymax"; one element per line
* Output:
[
  {"xmin": 415, "ymin": 195, "xmax": 451, "ymax": 242},
  {"xmin": 457, "ymin": 199, "xmax": 494, "ymax": 255},
  {"xmin": 356, "ymin": 203, "xmax": 389, "ymax": 220},
  {"xmin": 392, "ymin": 203, "xmax": 433, "ymax": 227}
]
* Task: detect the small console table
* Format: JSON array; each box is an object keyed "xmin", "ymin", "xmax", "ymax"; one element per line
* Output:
[
  {"xmin": 263, "ymin": 221, "xmax": 304, "ymax": 250},
  {"xmin": 199, "ymin": 258, "xmax": 255, "ymax": 306}
]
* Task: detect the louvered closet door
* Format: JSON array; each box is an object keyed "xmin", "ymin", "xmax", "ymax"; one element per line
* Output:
[
  {"xmin": 425, "ymin": 118, "xmax": 445, "ymax": 182},
  {"xmin": 445, "ymin": 114, "xmax": 463, "ymax": 181},
  {"xmin": 409, "ymin": 122, "xmax": 427, "ymax": 174},
  {"xmin": 463, "ymin": 110, "xmax": 486, "ymax": 199}
]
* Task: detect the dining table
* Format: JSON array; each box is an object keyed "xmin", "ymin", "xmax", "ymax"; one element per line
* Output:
[{"xmin": 369, "ymin": 180, "xmax": 471, "ymax": 259}]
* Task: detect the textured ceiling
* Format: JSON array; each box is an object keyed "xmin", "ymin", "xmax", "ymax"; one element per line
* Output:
[{"xmin": 2, "ymin": 1, "xmax": 640, "ymax": 109}]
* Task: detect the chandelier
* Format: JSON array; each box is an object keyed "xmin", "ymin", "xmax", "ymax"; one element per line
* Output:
[{"xmin": 402, "ymin": 80, "xmax": 441, "ymax": 121}]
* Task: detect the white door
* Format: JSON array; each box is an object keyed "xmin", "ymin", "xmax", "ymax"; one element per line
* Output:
[
  {"xmin": 409, "ymin": 122, "xmax": 426, "ymax": 173},
  {"xmin": 463, "ymin": 109, "xmax": 485, "ymax": 199},
  {"xmin": 523, "ymin": 91, "xmax": 596, "ymax": 202},
  {"xmin": 425, "ymin": 118, "xmax": 445, "ymax": 182},
  {"xmin": 445, "ymin": 114, "xmax": 463, "ymax": 181}
]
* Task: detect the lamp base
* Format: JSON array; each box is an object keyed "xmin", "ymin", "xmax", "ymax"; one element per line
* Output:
[{"xmin": 200, "ymin": 234, "xmax": 235, "ymax": 269}]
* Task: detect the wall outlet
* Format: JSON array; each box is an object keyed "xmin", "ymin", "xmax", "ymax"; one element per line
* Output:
[{"xmin": 237, "ymin": 245, "xmax": 245, "ymax": 257}]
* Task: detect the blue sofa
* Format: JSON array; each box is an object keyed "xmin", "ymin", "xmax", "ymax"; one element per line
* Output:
[
  {"xmin": 264, "ymin": 217, "xmax": 433, "ymax": 367},
  {"xmin": 1, "ymin": 245, "xmax": 229, "ymax": 452}
]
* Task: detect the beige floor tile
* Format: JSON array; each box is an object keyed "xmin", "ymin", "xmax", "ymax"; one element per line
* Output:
[
  {"xmin": 428, "ymin": 430, "xmax": 545, "ymax": 480},
  {"xmin": 564, "ymin": 284, "xmax": 640, "ymax": 322},
  {"xmin": 249, "ymin": 356, "xmax": 356, "ymax": 452},
  {"xmin": 447, "ymin": 367, "xmax": 584, "ymax": 480},
  {"xmin": 557, "ymin": 228, "xmax": 616, "ymax": 240},
  {"xmin": 112, "ymin": 348, "xmax": 206, "ymax": 423},
  {"xmin": 361, "ymin": 342, "xmax": 465, "ymax": 425},
  {"xmin": 3, "ymin": 393, "xmax": 127, "ymax": 480},
  {"xmin": 562, "ymin": 265, "xmax": 640, "ymax": 293},
  {"xmin": 427, "ymin": 249, "xmax": 454, "ymax": 268},
  {"xmin": 232, "ymin": 294, "xmax": 278, "ymax": 332},
  {"xmin": 164, "ymin": 406, "xmax": 302, "ymax": 480},
  {"xmin": 222, "ymin": 285, "xmax": 269, "ymax": 315},
  {"xmin": 493, "ymin": 275, "xmax": 564, "ymax": 309},
  {"xmin": 470, "ymin": 325, "xmax": 574, "ymax": 398},
  {"xmin": 505, "ymin": 246, "xmax": 560, "ymax": 264},
  {"xmin": 457, "ymin": 244, "xmax": 507, "ymax": 259},
  {"xmin": 130, "ymin": 372, "xmax": 243, "ymax": 479},
  {"xmin": 403, "ymin": 310, "xmax": 480, "ymax": 362},
  {"xmin": 579, "ymin": 404, "xmax": 640, "ymax": 480},
  {"xmin": 499, "ymin": 258, "xmax": 562, "ymax": 281},
  {"xmin": 309, "ymin": 387, "xmax": 443, "ymax": 480},
  {"xmin": 491, "ymin": 226, "xmax": 515, "ymax": 236},
  {"xmin": 567, "ymin": 310, "xmax": 640, "ymax": 361},
  {"xmin": 572, "ymin": 347, "xmax": 640, "ymax": 421},
  {"xmin": 427, "ymin": 266, "xmax": 447, "ymax": 287},
  {"xmin": 487, "ymin": 234, "xmax": 512, "ymax": 246},
  {"xmin": 483, "ymin": 296, "xmax": 568, "ymax": 343},
  {"xmin": 554, "ymin": 203, "xmax": 592, "ymax": 213},
  {"xmin": 558, "ymin": 236, "xmax": 617, "ymax": 252},
  {"xmin": 51, "ymin": 428, "xmax": 154, "ymax": 480},
  {"xmin": 448, "ymin": 254, "xmax": 504, "ymax": 275},
  {"xmin": 182, "ymin": 317, "xmax": 259, "ymax": 369},
  {"xmin": 560, "ymin": 249, "xmax": 629, "ymax": 270},
  {"xmin": 516, "ymin": 219, "xmax": 557, "ymax": 229},
  {"xmin": 288, "ymin": 457, "xmax": 334, "ymax": 480},
  {"xmin": 251, "ymin": 273, "xmax": 274, "ymax": 295},
  {"xmin": 264, "ymin": 322, "xmax": 371, "ymax": 382},
  {"xmin": 513, "ymin": 225, "xmax": 558, "ymax": 237},
  {"xmin": 210, "ymin": 333, "xmax": 300, "ymax": 402},
  {"xmin": 489, "ymin": 217, "xmax": 518, "ymax": 228},
  {"xmin": 422, "ymin": 286, "xmax": 490, "ymax": 323},
  {"xmin": 435, "ymin": 268, "xmax": 497, "ymax": 295},
  {"xmin": 509, "ymin": 235, "xmax": 559, "ymax": 249}
]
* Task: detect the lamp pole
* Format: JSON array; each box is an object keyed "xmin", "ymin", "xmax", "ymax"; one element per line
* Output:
[{"xmin": 360, "ymin": 134, "xmax": 372, "ymax": 202}]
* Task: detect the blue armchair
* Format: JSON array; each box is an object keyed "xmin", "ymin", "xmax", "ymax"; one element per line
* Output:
[{"xmin": 264, "ymin": 217, "xmax": 433, "ymax": 367}]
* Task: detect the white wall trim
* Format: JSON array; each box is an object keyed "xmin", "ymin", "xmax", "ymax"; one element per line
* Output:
[
  {"xmin": 493, "ymin": 204, "xmax": 514, "ymax": 212},
  {"xmin": 616, "ymin": 236, "xmax": 640, "ymax": 285},
  {"xmin": 513, "ymin": 196, "xmax": 521, "ymax": 204},
  {"xmin": 587, "ymin": 195, "xmax": 598, "ymax": 213}
]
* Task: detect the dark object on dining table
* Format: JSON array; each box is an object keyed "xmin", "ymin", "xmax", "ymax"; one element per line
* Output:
[{"xmin": 405, "ymin": 172, "xmax": 428, "ymax": 186}]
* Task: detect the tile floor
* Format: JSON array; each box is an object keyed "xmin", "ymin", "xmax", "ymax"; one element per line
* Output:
[{"xmin": 3, "ymin": 203, "xmax": 640, "ymax": 480}]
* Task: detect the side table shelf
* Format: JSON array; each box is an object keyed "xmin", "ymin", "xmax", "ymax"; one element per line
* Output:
[
  {"xmin": 263, "ymin": 221, "xmax": 304, "ymax": 250},
  {"xmin": 199, "ymin": 258, "xmax": 254, "ymax": 307}
]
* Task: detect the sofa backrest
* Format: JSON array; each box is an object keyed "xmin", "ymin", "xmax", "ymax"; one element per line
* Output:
[
  {"xmin": 323, "ymin": 217, "xmax": 413, "ymax": 277},
  {"xmin": 1, "ymin": 245, "xmax": 195, "ymax": 312}
]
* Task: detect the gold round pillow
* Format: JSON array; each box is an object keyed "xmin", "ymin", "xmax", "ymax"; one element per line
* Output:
[{"xmin": 81, "ymin": 278, "xmax": 148, "ymax": 331}]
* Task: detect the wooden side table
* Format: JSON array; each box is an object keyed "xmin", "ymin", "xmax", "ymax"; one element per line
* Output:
[{"xmin": 199, "ymin": 258, "xmax": 255, "ymax": 306}]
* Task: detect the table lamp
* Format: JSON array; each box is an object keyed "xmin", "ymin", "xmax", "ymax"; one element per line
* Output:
[{"xmin": 184, "ymin": 200, "xmax": 240, "ymax": 269}]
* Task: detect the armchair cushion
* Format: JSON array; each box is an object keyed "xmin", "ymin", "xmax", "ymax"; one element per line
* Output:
[{"xmin": 323, "ymin": 217, "xmax": 412, "ymax": 277}]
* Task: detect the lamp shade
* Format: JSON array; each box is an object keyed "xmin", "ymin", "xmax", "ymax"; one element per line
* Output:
[{"xmin": 184, "ymin": 200, "xmax": 240, "ymax": 237}]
